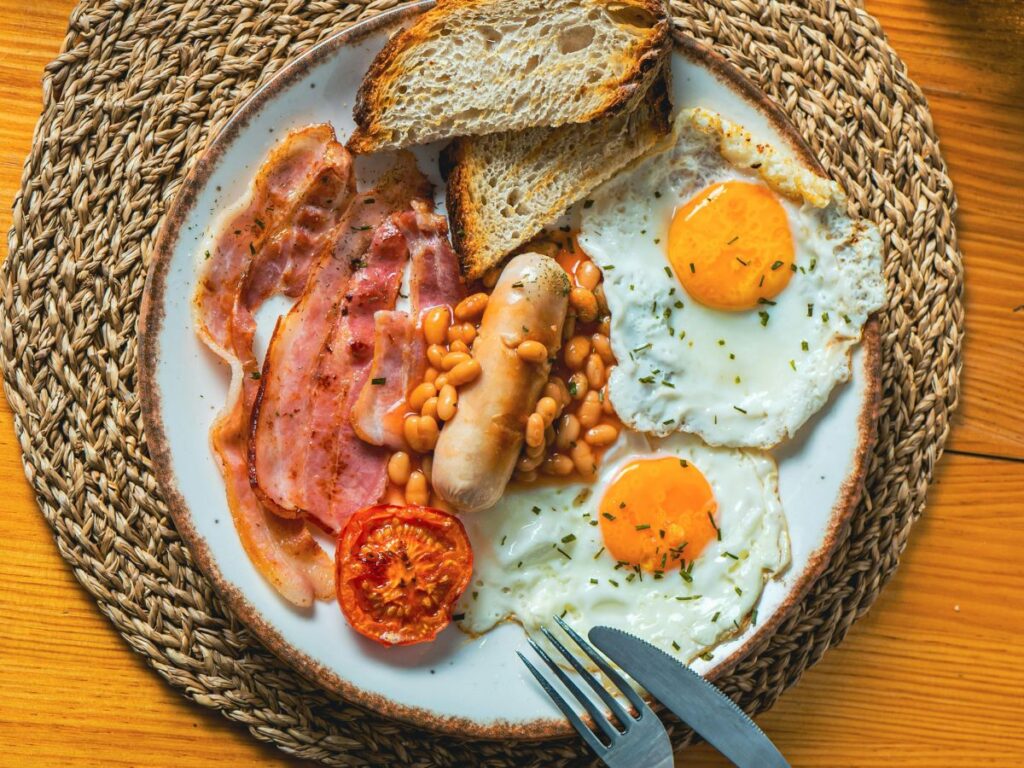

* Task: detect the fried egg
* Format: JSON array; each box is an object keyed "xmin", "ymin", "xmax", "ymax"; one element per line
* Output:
[
  {"xmin": 456, "ymin": 431, "xmax": 789, "ymax": 661},
  {"xmin": 578, "ymin": 108, "xmax": 886, "ymax": 448}
]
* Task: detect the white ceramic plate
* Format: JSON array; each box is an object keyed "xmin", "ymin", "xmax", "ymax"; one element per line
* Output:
[{"xmin": 139, "ymin": 2, "xmax": 879, "ymax": 738}]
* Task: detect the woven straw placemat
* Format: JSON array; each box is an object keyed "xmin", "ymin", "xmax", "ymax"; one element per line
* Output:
[{"xmin": 2, "ymin": 0, "xmax": 961, "ymax": 764}]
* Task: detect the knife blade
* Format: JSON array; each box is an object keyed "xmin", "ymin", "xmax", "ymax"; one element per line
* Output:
[{"xmin": 589, "ymin": 626, "xmax": 789, "ymax": 768}]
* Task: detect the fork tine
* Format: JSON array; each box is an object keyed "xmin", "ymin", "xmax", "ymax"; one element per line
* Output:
[
  {"xmin": 526, "ymin": 637, "xmax": 622, "ymax": 741},
  {"xmin": 539, "ymin": 625, "xmax": 632, "ymax": 727},
  {"xmin": 554, "ymin": 615, "xmax": 647, "ymax": 712},
  {"xmin": 517, "ymin": 652, "xmax": 607, "ymax": 756}
]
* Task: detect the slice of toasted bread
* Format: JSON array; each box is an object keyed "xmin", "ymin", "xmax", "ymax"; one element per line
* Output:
[
  {"xmin": 444, "ymin": 71, "xmax": 672, "ymax": 279},
  {"xmin": 348, "ymin": 0, "xmax": 670, "ymax": 154}
]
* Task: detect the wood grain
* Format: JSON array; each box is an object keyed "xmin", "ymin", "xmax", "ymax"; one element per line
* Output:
[{"xmin": 1, "ymin": 0, "xmax": 1022, "ymax": 766}]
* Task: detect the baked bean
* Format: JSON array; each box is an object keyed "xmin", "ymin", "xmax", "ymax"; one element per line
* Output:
[
  {"xmin": 421, "ymin": 396, "xmax": 438, "ymax": 419},
  {"xmin": 542, "ymin": 453, "xmax": 575, "ymax": 476},
  {"xmin": 517, "ymin": 452, "xmax": 543, "ymax": 473},
  {"xmin": 525, "ymin": 413, "xmax": 545, "ymax": 448},
  {"xmin": 408, "ymin": 382, "xmax": 437, "ymax": 412},
  {"xmin": 433, "ymin": 373, "xmax": 449, "ymax": 390},
  {"xmin": 516, "ymin": 339, "xmax": 548, "ymax": 364},
  {"xmin": 403, "ymin": 415, "xmax": 422, "ymax": 453},
  {"xmin": 529, "ymin": 240, "xmax": 560, "ymax": 259},
  {"xmin": 447, "ymin": 322, "xmax": 477, "ymax": 345},
  {"xmin": 562, "ymin": 312, "xmax": 576, "ymax": 342},
  {"xmin": 576, "ymin": 261, "xmax": 602, "ymax": 291},
  {"xmin": 545, "ymin": 376, "xmax": 571, "ymax": 407},
  {"xmin": 405, "ymin": 470, "xmax": 429, "ymax": 505},
  {"xmin": 568, "ymin": 371, "xmax": 589, "ymax": 401},
  {"xmin": 598, "ymin": 316, "xmax": 611, "ymax": 336},
  {"xmin": 585, "ymin": 424, "xmax": 618, "ymax": 447},
  {"xmin": 424, "ymin": 367, "xmax": 439, "ymax": 384},
  {"xmin": 454, "ymin": 292, "xmax": 489, "ymax": 321},
  {"xmin": 420, "ymin": 455, "xmax": 433, "ymax": 483},
  {"xmin": 441, "ymin": 351, "xmax": 471, "ymax": 371},
  {"xmin": 570, "ymin": 441, "xmax": 597, "ymax": 479},
  {"xmin": 514, "ymin": 469, "xmax": 538, "ymax": 483},
  {"xmin": 601, "ymin": 384, "xmax": 616, "ymax": 414},
  {"xmin": 387, "ymin": 451, "xmax": 411, "ymax": 486},
  {"xmin": 429, "ymin": 493, "xmax": 452, "ymax": 513},
  {"xmin": 555, "ymin": 414, "xmax": 581, "ymax": 452},
  {"xmin": 449, "ymin": 339, "xmax": 471, "ymax": 355},
  {"xmin": 417, "ymin": 415, "xmax": 440, "ymax": 449},
  {"xmin": 569, "ymin": 287, "xmax": 599, "ymax": 323},
  {"xmin": 542, "ymin": 380, "xmax": 563, "ymax": 405},
  {"xmin": 585, "ymin": 353, "xmax": 606, "ymax": 389},
  {"xmin": 437, "ymin": 384, "xmax": 458, "ymax": 421},
  {"xmin": 525, "ymin": 441, "xmax": 546, "ymax": 459},
  {"xmin": 447, "ymin": 358, "xmax": 481, "ymax": 386},
  {"xmin": 404, "ymin": 415, "xmax": 440, "ymax": 453},
  {"xmin": 594, "ymin": 284, "xmax": 609, "ymax": 316},
  {"xmin": 564, "ymin": 335, "xmax": 591, "ymax": 371},
  {"xmin": 423, "ymin": 306, "xmax": 451, "ymax": 346},
  {"xmin": 535, "ymin": 396, "xmax": 559, "ymax": 425},
  {"xmin": 578, "ymin": 392, "xmax": 602, "ymax": 428},
  {"xmin": 591, "ymin": 333, "xmax": 614, "ymax": 364},
  {"xmin": 427, "ymin": 344, "xmax": 446, "ymax": 370}
]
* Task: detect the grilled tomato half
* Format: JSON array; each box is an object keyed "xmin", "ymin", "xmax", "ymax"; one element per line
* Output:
[{"xmin": 336, "ymin": 504, "xmax": 473, "ymax": 646}]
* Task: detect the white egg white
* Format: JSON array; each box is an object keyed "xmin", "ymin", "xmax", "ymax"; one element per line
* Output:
[
  {"xmin": 456, "ymin": 431, "xmax": 790, "ymax": 661},
  {"xmin": 578, "ymin": 107, "xmax": 886, "ymax": 448}
]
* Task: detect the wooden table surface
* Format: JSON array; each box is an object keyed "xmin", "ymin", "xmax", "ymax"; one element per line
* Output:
[{"xmin": 1, "ymin": 1, "xmax": 1021, "ymax": 766}]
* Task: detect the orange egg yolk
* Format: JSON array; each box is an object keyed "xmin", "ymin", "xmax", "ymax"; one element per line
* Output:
[
  {"xmin": 667, "ymin": 180, "xmax": 795, "ymax": 311},
  {"xmin": 599, "ymin": 457, "xmax": 719, "ymax": 573}
]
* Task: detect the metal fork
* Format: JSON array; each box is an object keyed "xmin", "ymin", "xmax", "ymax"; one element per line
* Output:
[{"xmin": 517, "ymin": 616, "xmax": 674, "ymax": 768}]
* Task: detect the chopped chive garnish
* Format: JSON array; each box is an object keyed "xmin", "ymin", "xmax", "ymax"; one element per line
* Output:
[
  {"xmin": 733, "ymin": 405, "xmax": 748, "ymax": 414},
  {"xmin": 801, "ymin": 340, "xmax": 809, "ymax": 351},
  {"xmin": 561, "ymin": 534, "xmax": 576, "ymax": 544},
  {"xmin": 759, "ymin": 311, "xmax": 770, "ymax": 327},
  {"xmin": 771, "ymin": 260, "xmax": 784, "ymax": 271},
  {"xmin": 635, "ymin": 524, "xmax": 651, "ymax": 531},
  {"xmin": 593, "ymin": 546, "xmax": 605, "ymax": 560},
  {"xmin": 370, "ymin": 377, "xmax": 386, "ymax": 385},
  {"xmin": 723, "ymin": 551, "xmax": 739, "ymax": 560},
  {"xmin": 708, "ymin": 511, "xmax": 721, "ymax": 540}
]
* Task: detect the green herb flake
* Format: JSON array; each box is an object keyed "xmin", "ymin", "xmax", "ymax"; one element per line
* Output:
[
  {"xmin": 371, "ymin": 377, "xmax": 386, "ymax": 385},
  {"xmin": 708, "ymin": 511, "xmax": 721, "ymax": 541},
  {"xmin": 759, "ymin": 311, "xmax": 770, "ymax": 327}
]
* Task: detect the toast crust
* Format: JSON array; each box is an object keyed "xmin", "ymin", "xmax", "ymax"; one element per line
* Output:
[
  {"xmin": 445, "ymin": 70, "xmax": 672, "ymax": 279},
  {"xmin": 348, "ymin": 0, "xmax": 670, "ymax": 153}
]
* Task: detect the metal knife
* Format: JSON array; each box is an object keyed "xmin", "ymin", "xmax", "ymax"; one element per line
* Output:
[{"xmin": 589, "ymin": 626, "xmax": 789, "ymax": 768}]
